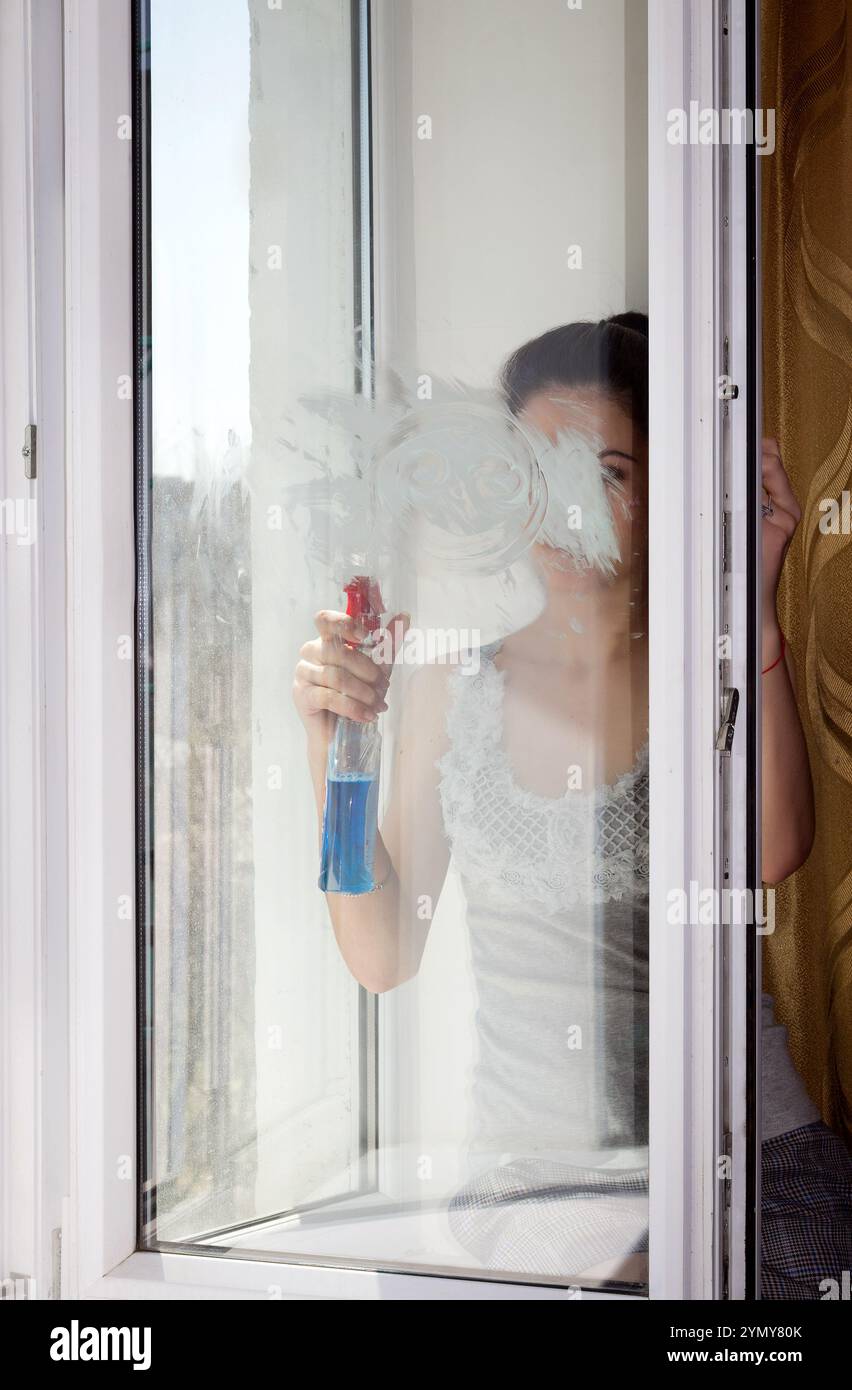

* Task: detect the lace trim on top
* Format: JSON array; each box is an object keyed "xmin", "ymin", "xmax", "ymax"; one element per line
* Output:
[{"xmin": 436, "ymin": 645, "xmax": 649, "ymax": 913}]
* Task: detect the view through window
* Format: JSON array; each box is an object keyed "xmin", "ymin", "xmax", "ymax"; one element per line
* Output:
[{"xmin": 138, "ymin": 0, "xmax": 651, "ymax": 1291}]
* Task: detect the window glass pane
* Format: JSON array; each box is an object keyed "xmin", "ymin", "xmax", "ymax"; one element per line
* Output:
[{"xmin": 140, "ymin": 0, "xmax": 650, "ymax": 1291}]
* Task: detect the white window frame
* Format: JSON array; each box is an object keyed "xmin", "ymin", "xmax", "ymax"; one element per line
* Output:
[
  {"xmin": 0, "ymin": 0, "xmax": 760, "ymax": 1301},
  {"xmin": 0, "ymin": 0, "xmax": 68, "ymax": 1302}
]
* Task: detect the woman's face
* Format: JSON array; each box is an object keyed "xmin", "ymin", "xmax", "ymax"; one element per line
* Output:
[{"xmin": 519, "ymin": 386, "xmax": 648, "ymax": 588}]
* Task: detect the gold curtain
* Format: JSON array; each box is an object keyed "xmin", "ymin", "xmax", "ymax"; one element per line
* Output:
[{"xmin": 762, "ymin": 0, "xmax": 852, "ymax": 1142}]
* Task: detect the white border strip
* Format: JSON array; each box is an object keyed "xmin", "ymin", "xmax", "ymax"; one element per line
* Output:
[
  {"xmin": 648, "ymin": 0, "xmax": 722, "ymax": 1301},
  {"xmin": 0, "ymin": 0, "xmax": 67, "ymax": 1300},
  {"xmin": 64, "ymin": 0, "xmax": 137, "ymax": 1297},
  {"xmin": 0, "ymin": 0, "xmax": 42, "ymax": 1294},
  {"xmin": 724, "ymin": 0, "xmax": 760, "ymax": 1303}
]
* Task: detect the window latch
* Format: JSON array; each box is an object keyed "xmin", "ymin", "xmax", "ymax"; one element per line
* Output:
[
  {"xmin": 22, "ymin": 423, "xmax": 36, "ymax": 480},
  {"xmin": 717, "ymin": 376, "xmax": 739, "ymax": 401},
  {"xmin": 715, "ymin": 687, "xmax": 739, "ymax": 753}
]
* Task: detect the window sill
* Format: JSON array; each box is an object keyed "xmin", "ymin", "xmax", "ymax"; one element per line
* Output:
[{"xmin": 84, "ymin": 1249, "xmax": 644, "ymax": 1302}]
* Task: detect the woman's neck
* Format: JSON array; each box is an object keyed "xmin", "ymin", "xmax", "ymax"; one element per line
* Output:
[{"xmin": 504, "ymin": 571, "xmax": 647, "ymax": 671}]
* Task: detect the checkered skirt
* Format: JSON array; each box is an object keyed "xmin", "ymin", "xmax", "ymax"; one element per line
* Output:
[
  {"xmin": 447, "ymin": 1156, "xmax": 649, "ymax": 1278},
  {"xmin": 761, "ymin": 1120, "xmax": 852, "ymax": 1300},
  {"xmin": 446, "ymin": 1120, "xmax": 852, "ymax": 1292}
]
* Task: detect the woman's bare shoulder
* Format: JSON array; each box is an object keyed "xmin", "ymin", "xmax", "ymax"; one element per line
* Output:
[
  {"xmin": 398, "ymin": 657, "xmax": 456, "ymax": 712},
  {"xmin": 395, "ymin": 656, "xmax": 473, "ymax": 746}
]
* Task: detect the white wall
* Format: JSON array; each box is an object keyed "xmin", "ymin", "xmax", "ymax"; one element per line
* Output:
[{"xmin": 378, "ymin": 0, "xmax": 648, "ymax": 385}]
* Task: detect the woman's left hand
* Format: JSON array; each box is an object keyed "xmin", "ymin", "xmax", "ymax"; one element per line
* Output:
[{"xmin": 761, "ymin": 437, "xmax": 800, "ymax": 662}]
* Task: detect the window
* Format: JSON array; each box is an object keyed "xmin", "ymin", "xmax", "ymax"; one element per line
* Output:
[
  {"xmin": 137, "ymin": 0, "xmax": 657, "ymax": 1291},
  {"xmin": 2, "ymin": 0, "xmax": 756, "ymax": 1303}
]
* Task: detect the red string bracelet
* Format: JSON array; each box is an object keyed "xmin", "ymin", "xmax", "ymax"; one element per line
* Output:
[{"xmin": 762, "ymin": 633, "xmax": 786, "ymax": 675}]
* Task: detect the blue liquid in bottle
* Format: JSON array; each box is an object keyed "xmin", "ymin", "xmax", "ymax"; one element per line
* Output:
[
  {"xmin": 318, "ymin": 574, "xmax": 385, "ymax": 895},
  {"xmin": 318, "ymin": 772, "xmax": 380, "ymax": 894}
]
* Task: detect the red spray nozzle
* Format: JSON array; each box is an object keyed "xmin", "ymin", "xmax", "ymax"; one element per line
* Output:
[{"xmin": 344, "ymin": 575, "xmax": 384, "ymax": 633}]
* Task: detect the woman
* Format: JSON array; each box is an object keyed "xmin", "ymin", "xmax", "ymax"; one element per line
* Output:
[{"xmin": 293, "ymin": 313, "xmax": 850, "ymax": 1294}]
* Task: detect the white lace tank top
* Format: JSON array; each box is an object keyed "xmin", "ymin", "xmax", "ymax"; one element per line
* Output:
[{"xmin": 436, "ymin": 642, "xmax": 650, "ymax": 1172}]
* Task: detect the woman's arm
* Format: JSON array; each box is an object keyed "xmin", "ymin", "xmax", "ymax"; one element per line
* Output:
[
  {"xmin": 760, "ymin": 438, "xmax": 815, "ymax": 885},
  {"xmin": 294, "ymin": 610, "xmax": 451, "ymax": 992}
]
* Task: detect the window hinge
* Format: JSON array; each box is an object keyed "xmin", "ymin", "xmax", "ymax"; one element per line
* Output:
[
  {"xmin": 22, "ymin": 423, "xmax": 37, "ymax": 480},
  {"xmin": 715, "ymin": 687, "xmax": 739, "ymax": 753}
]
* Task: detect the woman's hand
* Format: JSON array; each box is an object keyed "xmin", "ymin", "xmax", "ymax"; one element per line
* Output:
[
  {"xmin": 761, "ymin": 437, "xmax": 800, "ymax": 665},
  {"xmin": 293, "ymin": 609, "xmax": 410, "ymax": 749},
  {"xmin": 294, "ymin": 607, "xmax": 436, "ymax": 995}
]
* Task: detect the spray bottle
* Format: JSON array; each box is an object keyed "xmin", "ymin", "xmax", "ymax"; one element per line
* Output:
[{"xmin": 318, "ymin": 575, "xmax": 385, "ymax": 894}]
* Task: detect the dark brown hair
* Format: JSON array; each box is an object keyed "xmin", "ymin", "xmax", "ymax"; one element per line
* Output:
[{"xmin": 500, "ymin": 311, "xmax": 648, "ymax": 437}]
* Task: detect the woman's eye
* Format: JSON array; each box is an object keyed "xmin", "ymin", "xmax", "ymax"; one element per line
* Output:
[{"xmin": 601, "ymin": 462, "xmax": 626, "ymax": 486}]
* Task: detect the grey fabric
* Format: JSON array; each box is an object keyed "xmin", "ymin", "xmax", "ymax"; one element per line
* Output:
[
  {"xmin": 761, "ymin": 992, "xmax": 821, "ymax": 1141},
  {"xmin": 460, "ymin": 893, "xmax": 648, "ymax": 1160}
]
